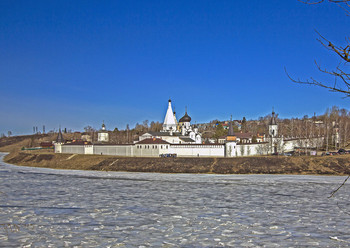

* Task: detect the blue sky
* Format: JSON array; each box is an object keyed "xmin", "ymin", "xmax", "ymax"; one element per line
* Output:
[{"xmin": 0, "ymin": 0, "xmax": 349, "ymax": 135}]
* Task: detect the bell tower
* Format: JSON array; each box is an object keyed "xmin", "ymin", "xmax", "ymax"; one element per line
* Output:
[
  {"xmin": 269, "ymin": 110, "xmax": 278, "ymax": 138},
  {"xmin": 163, "ymin": 99, "xmax": 177, "ymax": 131}
]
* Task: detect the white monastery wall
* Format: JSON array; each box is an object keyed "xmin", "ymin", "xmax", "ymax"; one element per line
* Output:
[
  {"xmin": 169, "ymin": 144, "xmax": 224, "ymax": 157},
  {"xmin": 134, "ymin": 144, "xmax": 169, "ymax": 157},
  {"xmin": 93, "ymin": 145, "xmax": 133, "ymax": 156},
  {"xmin": 61, "ymin": 145, "xmax": 85, "ymax": 154},
  {"xmin": 284, "ymin": 137, "xmax": 324, "ymax": 151},
  {"xmin": 235, "ymin": 143, "xmax": 261, "ymax": 157}
]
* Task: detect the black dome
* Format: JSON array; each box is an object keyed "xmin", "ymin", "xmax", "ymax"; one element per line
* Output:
[{"xmin": 179, "ymin": 112, "xmax": 191, "ymax": 122}]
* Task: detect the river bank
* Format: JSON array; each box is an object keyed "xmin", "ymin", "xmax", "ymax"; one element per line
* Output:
[{"xmin": 3, "ymin": 150, "xmax": 350, "ymax": 175}]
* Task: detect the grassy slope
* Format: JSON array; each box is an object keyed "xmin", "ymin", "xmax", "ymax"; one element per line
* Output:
[{"xmin": 3, "ymin": 150, "xmax": 350, "ymax": 175}]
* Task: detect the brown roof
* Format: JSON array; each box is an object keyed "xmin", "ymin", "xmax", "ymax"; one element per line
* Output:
[
  {"xmin": 234, "ymin": 132, "xmax": 253, "ymax": 139},
  {"xmin": 136, "ymin": 138, "xmax": 170, "ymax": 144},
  {"xmin": 179, "ymin": 137, "xmax": 195, "ymax": 142},
  {"xmin": 64, "ymin": 140, "xmax": 92, "ymax": 145},
  {"xmin": 143, "ymin": 131, "xmax": 182, "ymax": 137},
  {"xmin": 92, "ymin": 143, "xmax": 132, "ymax": 146},
  {"xmin": 40, "ymin": 142, "xmax": 53, "ymax": 147},
  {"xmin": 170, "ymin": 143, "xmax": 224, "ymax": 146}
]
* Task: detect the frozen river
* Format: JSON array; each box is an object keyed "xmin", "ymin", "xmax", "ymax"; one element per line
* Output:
[{"xmin": 1, "ymin": 153, "xmax": 350, "ymax": 247}]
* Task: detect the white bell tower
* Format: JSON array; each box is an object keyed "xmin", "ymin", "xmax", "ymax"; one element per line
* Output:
[
  {"xmin": 98, "ymin": 122, "xmax": 109, "ymax": 142},
  {"xmin": 269, "ymin": 110, "xmax": 278, "ymax": 138}
]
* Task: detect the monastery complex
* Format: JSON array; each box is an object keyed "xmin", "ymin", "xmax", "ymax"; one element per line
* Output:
[{"xmin": 54, "ymin": 100, "xmax": 324, "ymax": 157}]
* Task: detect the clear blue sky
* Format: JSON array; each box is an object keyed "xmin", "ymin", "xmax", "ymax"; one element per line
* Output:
[{"xmin": 1, "ymin": 0, "xmax": 349, "ymax": 135}]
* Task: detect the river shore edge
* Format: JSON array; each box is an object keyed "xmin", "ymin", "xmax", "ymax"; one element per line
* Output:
[{"xmin": 2, "ymin": 151, "xmax": 350, "ymax": 175}]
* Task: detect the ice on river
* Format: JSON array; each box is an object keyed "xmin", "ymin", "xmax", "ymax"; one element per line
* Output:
[{"xmin": 0, "ymin": 152, "xmax": 350, "ymax": 247}]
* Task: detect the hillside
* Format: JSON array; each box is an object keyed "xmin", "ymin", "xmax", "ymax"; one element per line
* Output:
[{"xmin": 1, "ymin": 135, "xmax": 350, "ymax": 175}]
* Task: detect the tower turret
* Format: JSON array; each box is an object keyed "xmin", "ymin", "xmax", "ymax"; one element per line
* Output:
[
  {"xmin": 225, "ymin": 116, "xmax": 237, "ymax": 157},
  {"xmin": 54, "ymin": 128, "xmax": 65, "ymax": 153},
  {"xmin": 226, "ymin": 116, "xmax": 236, "ymax": 141},
  {"xmin": 56, "ymin": 128, "xmax": 65, "ymax": 143},
  {"xmin": 102, "ymin": 122, "xmax": 106, "ymax": 131}
]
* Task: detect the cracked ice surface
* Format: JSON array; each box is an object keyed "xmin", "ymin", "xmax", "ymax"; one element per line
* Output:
[{"xmin": 1, "ymin": 152, "xmax": 350, "ymax": 247}]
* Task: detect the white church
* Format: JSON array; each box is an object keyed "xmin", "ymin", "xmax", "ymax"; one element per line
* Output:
[
  {"xmin": 54, "ymin": 100, "xmax": 323, "ymax": 157},
  {"xmin": 138, "ymin": 99, "xmax": 202, "ymax": 144}
]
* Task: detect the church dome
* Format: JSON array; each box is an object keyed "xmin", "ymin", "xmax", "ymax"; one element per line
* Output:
[
  {"xmin": 101, "ymin": 122, "xmax": 107, "ymax": 131},
  {"xmin": 179, "ymin": 112, "xmax": 191, "ymax": 123}
]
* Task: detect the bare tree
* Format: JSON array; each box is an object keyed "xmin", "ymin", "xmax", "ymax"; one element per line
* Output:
[
  {"xmin": 256, "ymin": 144, "xmax": 265, "ymax": 155},
  {"xmin": 84, "ymin": 126, "xmax": 95, "ymax": 133},
  {"xmin": 143, "ymin": 120, "xmax": 149, "ymax": 130},
  {"xmin": 287, "ymin": 0, "xmax": 350, "ymax": 96},
  {"xmin": 240, "ymin": 145, "xmax": 245, "ymax": 156}
]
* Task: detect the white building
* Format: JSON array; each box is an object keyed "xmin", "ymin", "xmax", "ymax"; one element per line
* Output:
[
  {"xmin": 139, "ymin": 100, "xmax": 202, "ymax": 144},
  {"xmin": 54, "ymin": 105, "xmax": 324, "ymax": 158}
]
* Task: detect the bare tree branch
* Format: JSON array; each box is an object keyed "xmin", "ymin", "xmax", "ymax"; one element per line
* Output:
[
  {"xmin": 328, "ymin": 175, "xmax": 350, "ymax": 198},
  {"xmin": 286, "ymin": 28, "xmax": 349, "ymax": 96},
  {"xmin": 315, "ymin": 31, "xmax": 350, "ymax": 62},
  {"xmin": 299, "ymin": 0, "xmax": 350, "ymax": 4},
  {"xmin": 285, "ymin": 66, "xmax": 350, "ymax": 97},
  {"xmin": 298, "ymin": 0, "xmax": 350, "ymax": 15}
]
